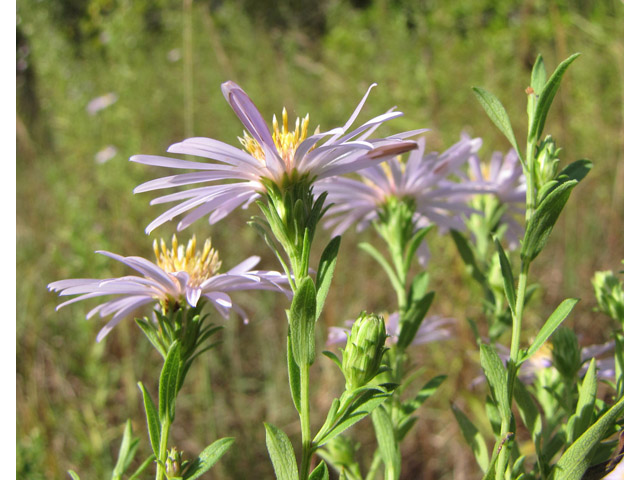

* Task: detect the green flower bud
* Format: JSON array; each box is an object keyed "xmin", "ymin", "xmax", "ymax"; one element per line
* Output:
[
  {"xmin": 592, "ymin": 269, "xmax": 624, "ymax": 324},
  {"xmin": 534, "ymin": 135, "xmax": 561, "ymax": 189},
  {"xmin": 165, "ymin": 447, "xmax": 189, "ymax": 479},
  {"xmin": 342, "ymin": 312, "xmax": 388, "ymax": 391}
]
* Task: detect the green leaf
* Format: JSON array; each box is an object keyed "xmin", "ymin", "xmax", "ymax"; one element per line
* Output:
[
  {"xmin": 452, "ymin": 404, "xmax": 489, "ymax": 472},
  {"xmin": 159, "ymin": 340, "xmax": 181, "ymax": 422},
  {"xmin": 521, "ymin": 180, "xmax": 578, "ymax": 262},
  {"xmin": 359, "ymin": 242, "xmax": 404, "ymax": 295},
  {"xmin": 408, "ymin": 271, "xmax": 430, "ymax": 303},
  {"xmin": 531, "ymin": 55, "xmax": 547, "ymax": 94},
  {"xmin": 451, "ymin": 230, "xmax": 486, "ymax": 286},
  {"xmin": 494, "ymin": 238, "xmax": 516, "ymax": 316},
  {"xmin": 472, "ymin": 87, "xmax": 521, "ymax": 160},
  {"xmin": 316, "ymin": 236, "xmax": 341, "ymax": 320},
  {"xmin": 397, "ymin": 291, "xmax": 435, "ymax": 349},
  {"xmin": 513, "ymin": 379, "xmax": 542, "ymax": 454},
  {"xmin": 401, "ymin": 375, "xmax": 447, "ymax": 416},
  {"xmin": 137, "ymin": 382, "xmax": 161, "ymax": 458},
  {"xmin": 264, "ymin": 423, "xmax": 299, "ymax": 480},
  {"xmin": 183, "ymin": 437, "xmax": 235, "ymax": 479},
  {"xmin": 551, "ymin": 397, "xmax": 624, "ymax": 480},
  {"xmin": 566, "ymin": 358, "xmax": 598, "ymax": 445},
  {"xmin": 128, "ymin": 455, "xmax": 155, "ymax": 480},
  {"xmin": 371, "ymin": 407, "xmax": 401, "ymax": 480},
  {"xmin": 403, "ymin": 226, "xmax": 434, "ymax": 274},
  {"xmin": 523, "ymin": 298, "xmax": 579, "ymax": 363},
  {"xmin": 309, "ymin": 461, "xmax": 330, "ymax": 480},
  {"xmin": 557, "ymin": 159, "xmax": 593, "ymax": 184},
  {"xmin": 112, "ymin": 419, "xmax": 138, "ymax": 478},
  {"xmin": 322, "ymin": 350, "xmax": 342, "ymax": 369},
  {"xmin": 286, "ymin": 332, "xmax": 301, "ymax": 413},
  {"xmin": 289, "ymin": 276, "xmax": 317, "ymax": 366},
  {"xmin": 68, "ymin": 471, "xmax": 81, "ymax": 480},
  {"xmin": 529, "ymin": 53, "xmax": 581, "ymax": 142},
  {"xmin": 479, "ymin": 344, "xmax": 510, "ymax": 423}
]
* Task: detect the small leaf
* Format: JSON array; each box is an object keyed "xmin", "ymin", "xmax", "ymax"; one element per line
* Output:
[
  {"xmin": 68, "ymin": 471, "xmax": 81, "ymax": 480},
  {"xmin": 451, "ymin": 230, "xmax": 486, "ymax": 286},
  {"xmin": 529, "ymin": 53, "xmax": 581, "ymax": 142},
  {"xmin": 480, "ymin": 344, "xmax": 510, "ymax": 423},
  {"xmin": 309, "ymin": 461, "xmax": 330, "ymax": 480},
  {"xmin": 264, "ymin": 423, "xmax": 299, "ymax": 480},
  {"xmin": 287, "ymin": 332, "xmax": 301, "ymax": 413},
  {"xmin": 531, "ymin": 55, "xmax": 547, "ymax": 94},
  {"xmin": 322, "ymin": 350, "xmax": 342, "ymax": 369},
  {"xmin": 472, "ymin": 87, "xmax": 522, "ymax": 160},
  {"xmin": 551, "ymin": 397, "xmax": 624, "ymax": 480},
  {"xmin": 183, "ymin": 437, "xmax": 235, "ymax": 479},
  {"xmin": 513, "ymin": 379, "xmax": 542, "ymax": 454},
  {"xmin": 403, "ymin": 225, "xmax": 434, "ymax": 273},
  {"xmin": 371, "ymin": 407, "xmax": 401, "ymax": 480},
  {"xmin": 128, "ymin": 455, "xmax": 155, "ymax": 480},
  {"xmin": 138, "ymin": 382, "xmax": 161, "ymax": 458},
  {"xmin": 557, "ymin": 159, "xmax": 593, "ymax": 184},
  {"xmin": 523, "ymin": 298, "xmax": 579, "ymax": 363},
  {"xmin": 452, "ymin": 404, "xmax": 489, "ymax": 472},
  {"xmin": 401, "ymin": 375, "xmax": 447, "ymax": 416},
  {"xmin": 112, "ymin": 419, "xmax": 138, "ymax": 477},
  {"xmin": 494, "ymin": 238, "xmax": 516, "ymax": 316},
  {"xmin": 521, "ymin": 180, "xmax": 578, "ymax": 262},
  {"xmin": 359, "ymin": 242, "xmax": 404, "ymax": 295},
  {"xmin": 397, "ymin": 292, "xmax": 435, "ymax": 350},
  {"xmin": 316, "ymin": 236, "xmax": 341, "ymax": 320},
  {"xmin": 159, "ymin": 340, "xmax": 181, "ymax": 421},
  {"xmin": 289, "ymin": 276, "xmax": 317, "ymax": 366},
  {"xmin": 566, "ymin": 358, "xmax": 598, "ymax": 445}
]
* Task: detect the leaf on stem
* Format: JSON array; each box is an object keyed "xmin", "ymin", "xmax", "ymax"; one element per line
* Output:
[
  {"xmin": 287, "ymin": 332, "xmax": 302, "ymax": 413},
  {"xmin": 316, "ymin": 236, "xmax": 341, "ymax": 320},
  {"xmin": 479, "ymin": 344, "xmax": 511, "ymax": 424},
  {"xmin": 371, "ymin": 407, "xmax": 401, "ymax": 480},
  {"xmin": 566, "ymin": 358, "xmax": 598, "ymax": 445},
  {"xmin": 397, "ymin": 291, "xmax": 435, "ymax": 350},
  {"xmin": 309, "ymin": 461, "xmax": 330, "ymax": 480},
  {"xmin": 264, "ymin": 423, "xmax": 299, "ymax": 480},
  {"xmin": 472, "ymin": 87, "xmax": 522, "ymax": 161},
  {"xmin": 522, "ymin": 298, "xmax": 579, "ymax": 363},
  {"xmin": 137, "ymin": 381, "xmax": 161, "ymax": 459},
  {"xmin": 112, "ymin": 419, "xmax": 139, "ymax": 478},
  {"xmin": 529, "ymin": 53, "xmax": 581, "ymax": 142},
  {"xmin": 494, "ymin": 238, "xmax": 516, "ymax": 316},
  {"xmin": 451, "ymin": 404, "xmax": 490, "ymax": 473},
  {"xmin": 158, "ymin": 340, "xmax": 181, "ymax": 422},
  {"xmin": 183, "ymin": 437, "xmax": 235, "ymax": 480},
  {"xmin": 289, "ymin": 276, "xmax": 317, "ymax": 366}
]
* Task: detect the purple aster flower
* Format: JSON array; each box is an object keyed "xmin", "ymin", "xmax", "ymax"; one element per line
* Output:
[
  {"xmin": 316, "ymin": 135, "xmax": 487, "ymax": 238},
  {"xmin": 465, "ymin": 148, "xmax": 526, "ymax": 248},
  {"xmin": 131, "ymin": 82, "xmax": 420, "ymax": 234},
  {"xmin": 327, "ymin": 312, "xmax": 454, "ymax": 347},
  {"xmin": 48, "ymin": 235, "xmax": 289, "ymax": 342}
]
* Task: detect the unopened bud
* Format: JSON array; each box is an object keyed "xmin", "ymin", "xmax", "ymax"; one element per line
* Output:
[
  {"xmin": 165, "ymin": 447, "xmax": 189, "ymax": 479},
  {"xmin": 342, "ymin": 312, "xmax": 388, "ymax": 391},
  {"xmin": 534, "ymin": 135, "xmax": 561, "ymax": 188}
]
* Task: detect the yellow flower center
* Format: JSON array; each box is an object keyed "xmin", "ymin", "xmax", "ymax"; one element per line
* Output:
[
  {"xmin": 154, "ymin": 234, "xmax": 221, "ymax": 287},
  {"xmin": 239, "ymin": 107, "xmax": 311, "ymax": 170}
]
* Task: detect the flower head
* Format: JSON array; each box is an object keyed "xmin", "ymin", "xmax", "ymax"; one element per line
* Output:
[
  {"xmin": 48, "ymin": 235, "xmax": 289, "ymax": 341},
  {"xmin": 328, "ymin": 312, "xmax": 454, "ymax": 347},
  {"xmin": 131, "ymin": 82, "xmax": 419, "ymax": 233},
  {"xmin": 341, "ymin": 312, "xmax": 388, "ymax": 390},
  {"xmin": 316, "ymin": 135, "xmax": 486, "ymax": 238}
]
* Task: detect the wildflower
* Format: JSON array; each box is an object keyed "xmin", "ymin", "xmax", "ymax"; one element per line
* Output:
[
  {"xmin": 316, "ymin": 135, "xmax": 486, "ymax": 238},
  {"xmin": 328, "ymin": 312, "xmax": 454, "ymax": 347},
  {"xmin": 131, "ymin": 82, "xmax": 419, "ymax": 234},
  {"xmin": 48, "ymin": 235, "xmax": 289, "ymax": 341}
]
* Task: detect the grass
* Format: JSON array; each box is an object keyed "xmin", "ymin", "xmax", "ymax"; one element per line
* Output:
[{"xmin": 17, "ymin": 0, "xmax": 623, "ymax": 478}]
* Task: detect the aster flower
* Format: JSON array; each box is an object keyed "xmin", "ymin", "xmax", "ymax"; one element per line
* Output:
[
  {"xmin": 316, "ymin": 135, "xmax": 487, "ymax": 238},
  {"xmin": 465, "ymin": 148, "xmax": 526, "ymax": 248},
  {"xmin": 327, "ymin": 312, "xmax": 454, "ymax": 347},
  {"xmin": 48, "ymin": 235, "xmax": 289, "ymax": 341},
  {"xmin": 131, "ymin": 81, "xmax": 420, "ymax": 234}
]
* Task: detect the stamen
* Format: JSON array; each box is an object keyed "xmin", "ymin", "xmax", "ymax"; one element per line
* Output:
[{"xmin": 154, "ymin": 234, "xmax": 222, "ymax": 287}]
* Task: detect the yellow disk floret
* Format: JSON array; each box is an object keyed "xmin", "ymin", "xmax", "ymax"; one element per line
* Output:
[
  {"xmin": 239, "ymin": 107, "xmax": 311, "ymax": 170},
  {"xmin": 154, "ymin": 234, "xmax": 221, "ymax": 287}
]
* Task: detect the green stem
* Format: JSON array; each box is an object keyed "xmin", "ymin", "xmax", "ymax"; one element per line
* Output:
[
  {"xmin": 299, "ymin": 364, "xmax": 312, "ymax": 479},
  {"xmin": 155, "ymin": 417, "xmax": 171, "ymax": 480},
  {"xmin": 364, "ymin": 451, "xmax": 382, "ymax": 480}
]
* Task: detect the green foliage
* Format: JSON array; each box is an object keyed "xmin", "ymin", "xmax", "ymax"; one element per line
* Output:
[{"xmin": 265, "ymin": 423, "xmax": 299, "ymax": 480}]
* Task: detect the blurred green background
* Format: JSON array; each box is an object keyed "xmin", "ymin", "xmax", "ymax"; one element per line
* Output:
[{"xmin": 17, "ymin": 0, "xmax": 623, "ymax": 478}]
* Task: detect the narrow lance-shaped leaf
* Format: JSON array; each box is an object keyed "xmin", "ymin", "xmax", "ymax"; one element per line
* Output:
[
  {"xmin": 494, "ymin": 238, "xmax": 516, "ymax": 316},
  {"xmin": 316, "ymin": 236, "xmax": 341, "ymax": 320},
  {"xmin": 309, "ymin": 461, "xmax": 330, "ymax": 480},
  {"xmin": 480, "ymin": 344, "xmax": 511, "ymax": 424},
  {"xmin": 264, "ymin": 423, "xmax": 299, "ymax": 480},
  {"xmin": 522, "ymin": 298, "xmax": 579, "ymax": 363},
  {"xmin": 68, "ymin": 471, "xmax": 81, "ymax": 480},
  {"xmin": 551, "ymin": 397, "xmax": 624, "ymax": 480},
  {"xmin": 531, "ymin": 55, "xmax": 547, "ymax": 94},
  {"xmin": 472, "ymin": 87, "xmax": 522, "ymax": 161},
  {"xmin": 289, "ymin": 276, "xmax": 317, "ymax": 366},
  {"xmin": 183, "ymin": 437, "xmax": 235, "ymax": 480},
  {"xmin": 137, "ymin": 382, "xmax": 161, "ymax": 458},
  {"xmin": 159, "ymin": 340, "xmax": 181, "ymax": 422},
  {"xmin": 287, "ymin": 332, "xmax": 301, "ymax": 412},
  {"xmin": 566, "ymin": 358, "xmax": 598, "ymax": 445},
  {"xmin": 371, "ymin": 407, "xmax": 401, "ymax": 480},
  {"xmin": 112, "ymin": 419, "xmax": 138, "ymax": 478},
  {"xmin": 529, "ymin": 53, "xmax": 581, "ymax": 142},
  {"xmin": 452, "ymin": 404, "xmax": 489, "ymax": 472}
]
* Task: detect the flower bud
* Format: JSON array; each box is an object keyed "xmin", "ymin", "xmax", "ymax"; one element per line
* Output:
[
  {"xmin": 342, "ymin": 312, "xmax": 388, "ymax": 391},
  {"xmin": 165, "ymin": 447, "xmax": 189, "ymax": 479},
  {"xmin": 534, "ymin": 135, "xmax": 561, "ymax": 189},
  {"xmin": 592, "ymin": 270, "xmax": 624, "ymax": 324}
]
